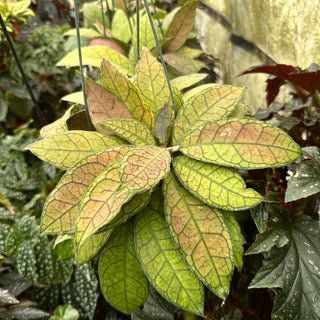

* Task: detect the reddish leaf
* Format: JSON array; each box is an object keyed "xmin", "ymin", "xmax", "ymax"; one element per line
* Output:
[
  {"xmin": 288, "ymin": 70, "xmax": 320, "ymax": 95},
  {"xmin": 239, "ymin": 64, "xmax": 299, "ymax": 79},
  {"xmin": 266, "ymin": 77, "xmax": 286, "ymax": 106}
]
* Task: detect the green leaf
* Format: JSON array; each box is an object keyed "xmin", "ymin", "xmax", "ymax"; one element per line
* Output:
[
  {"xmin": 162, "ymin": 1, "xmax": 198, "ymax": 53},
  {"xmin": 100, "ymin": 119, "xmax": 157, "ymax": 146},
  {"xmin": 51, "ymin": 255, "xmax": 73, "ymax": 285},
  {"xmin": 249, "ymin": 215, "xmax": 320, "ymax": 320},
  {"xmin": 100, "ymin": 59, "xmax": 154, "ymax": 131},
  {"xmin": 0, "ymin": 223, "xmax": 12, "ymax": 253},
  {"xmin": 26, "ymin": 131, "xmax": 124, "ymax": 170},
  {"xmin": 285, "ymin": 146, "xmax": 320, "ymax": 202},
  {"xmin": 135, "ymin": 194, "xmax": 204, "ymax": 316},
  {"xmin": 170, "ymin": 73, "xmax": 208, "ymax": 91},
  {"xmin": 64, "ymin": 28, "xmax": 101, "ymax": 38},
  {"xmin": 173, "ymin": 155, "xmax": 262, "ymax": 210},
  {"xmin": 57, "ymin": 45, "xmax": 134, "ymax": 75},
  {"xmin": 111, "ymin": 9, "xmax": 131, "ymax": 43},
  {"xmin": 173, "ymin": 84, "xmax": 244, "ymax": 145},
  {"xmin": 163, "ymin": 173, "xmax": 234, "ymax": 298},
  {"xmin": 17, "ymin": 241, "xmax": 38, "ymax": 283},
  {"xmin": 179, "ymin": 118, "xmax": 302, "ymax": 169},
  {"xmin": 154, "ymin": 103, "xmax": 172, "ymax": 145},
  {"xmin": 61, "ymin": 92, "xmax": 84, "ymax": 105},
  {"xmin": 52, "ymin": 305, "xmax": 79, "ymax": 320},
  {"xmin": 99, "ymin": 220, "xmax": 148, "ymax": 314}
]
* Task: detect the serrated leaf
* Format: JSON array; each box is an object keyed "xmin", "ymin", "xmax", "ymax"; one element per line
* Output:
[
  {"xmin": 40, "ymin": 105, "xmax": 81, "ymax": 138},
  {"xmin": 100, "ymin": 119, "xmax": 157, "ymax": 146},
  {"xmin": 101, "ymin": 59, "xmax": 154, "ymax": 130},
  {"xmin": 119, "ymin": 146, "xmax": 171, "ymax": 193},
  {"xmin": 99, "ymin": 220, "xmax": 148, "ymax": 314},
  {"xmin": 285, "ymin": 146, "xmax": 320, "ymax": 202},
  {"xmin": 170, "ymin": 73, "xmax": 208, "ymax": 91},
  {"xmin": 249, "ymin": 216, "xmax": 320, "ymax": 320},
  {"xmin": 154, "ymin": 103, "xmax": 172, "ymax": 145},
  {"xmin": 84, "ymin": 76, "xmax": 133, "ymax": 135},
  {"xmin": 173, "ymin": 155, "xmax": 262, "ymax": 210},
  {"xmin": 163, "ymin": 173, "xmax": 234, "ymax": 298},
  {"xmin": 26, "ymin": 131, "xmax": 124, "ymax": 170},
  {"xmin": 17, "ymin": 241, "xmax": 38, "ymax": 283},
  {"xmin": 162, "ymin": 1, "xmax": 198, "ymax": 53},
  {"xmin": 173, "ymin": 85, "xmax": 244, "ymax": 145},
  {"xmin": 180, "ymin": 118, "xmax": 302, "ymax": 169},
  {"xmin": 135, "ymin": 47, "xmax": 172, "ymax": 118},
  {"xmin": 112, "ymin": 9, "xmax": 131, "ymax": 43},
  {"xmin": 57, "ymin": 45, "xmax": 134, "ymax": 75},
  {"xmin": 135, "ymin": 196, "xmax": 204, "ymax": 315}
]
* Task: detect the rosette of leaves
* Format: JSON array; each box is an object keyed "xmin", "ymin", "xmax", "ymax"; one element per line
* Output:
[{"xmin": 26, "ymin": 47, "xmax": 302, "ymax": 316}]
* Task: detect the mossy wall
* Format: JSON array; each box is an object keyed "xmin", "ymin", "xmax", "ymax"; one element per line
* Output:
[{"xmin": 195, "ymin": 0, "xmax": 320, "ymax": 112}]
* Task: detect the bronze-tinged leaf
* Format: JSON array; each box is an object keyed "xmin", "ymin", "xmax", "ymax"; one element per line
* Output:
[
  {"xmin": 154, "ymin": 103, "xmax": 172, "ymax": 145},
  {"xmin": 180, "ymin": 118, "xmax": 303, "ymax": 169},
  {"xmin": 162, "ymin": 1, "xmax": 198, "ymax": 53},
  {"xmin": 84, "ymin": 76, "xmax": 133, "ymax": 135},
  {"xmin": 26, "ymin": 131, "xmax": 125, "ymax": 170},
  {"xmin": 41, "ymin": 146, "xmax": 131, "ymax": 234},
  {"xmin": 100, "ymin": 59, "xmax": 154, "ymax": 131},
  {"xmin": 67, "ymin": 110, "xmax": 91, "ymax": 131}
]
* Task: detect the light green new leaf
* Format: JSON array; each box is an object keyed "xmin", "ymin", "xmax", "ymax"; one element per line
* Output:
[
  {"xmin": 173, "ymin": 155, "xmax": 262, "ymax": 211},
  {"xmin": 163, "ymin": 173, "xmax": 234, "ymax": 298},
  {"xmin": 99, "ymin": 220, "xmax": 149, "ymax": 314},
  {"xmin": 162, "ymin": 1, "xmax": 198, "ymax": 53},
  {"xmin": 135, "ymin": 196, "xmax": 204, "ymax": 315},
  {"xmin": 135, "ymin": 47, "xmax": 172, "ymax": 117},
  {"xmin": 100, "ymin": 119, "xmax": 157, "ymax": 146},
  {"xmin": 112, "ymin": 9, "xmax": 131, "ymax": 43},
  {"xmin": 180, "ymin": 118, "xmax": 302, "ymax": 169},
  {"xmin": 61, "ymin": 92, "xmax": 84, "ymax": 105},
  {"xmin": 170, "ymin": 73, "xmax": 208, "ymax": 91},
  {"xmin": 26, "ymin": 131, "xmax": 124, "ymax": 170},
  {"xmin": 173, "ymin": 84, "xmax": 244, "ymax": 144},
  {"xmin": 100, "ymin": 59, "xmax": 154, "ymax": 131},
  {"xmin": 64, "ymin": 28, "xmax": 101, "ymax": 38},
  {"xmin": 57, "ymin": 45, "xmax": 134, "ymax": 75},
  {"xmin": 41, "ymin": 146, "xmax": 131, "ymax": 235}
]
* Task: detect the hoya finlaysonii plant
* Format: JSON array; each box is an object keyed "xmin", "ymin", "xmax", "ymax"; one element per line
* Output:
[{"xmin": 26, "ymin": 48, "xmax": 302, "ymax": 316}]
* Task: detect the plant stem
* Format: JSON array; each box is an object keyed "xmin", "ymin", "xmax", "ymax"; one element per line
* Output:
[
  {"xmin": 74, "ymin": 0, "xmax": 93, "ymax": 131},
  {"xmin": 136, "ymin": 0, "xmax": 140, "ymax": 60}
]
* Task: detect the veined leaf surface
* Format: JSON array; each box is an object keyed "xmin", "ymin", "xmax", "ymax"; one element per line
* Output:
[
  {"xmin": 26, "ymin": 131, "xmax": 124, "ymax": 170},
  {"xmin": 101, "ymin": 59, "xmax": 154, "ymax": 130},
  {"xmin": 135, "ymin": 48, "xmax": 171, "ymax": 117},
  {"xmin": 170, "ymin": 73, "xmax": 208, "ymax": 91},
  {"xmin": 119, "ymin": 146, "xmax": 171, "ymax": 193},
  {"xmin": 76, "ymin": 161, "xmax": 135, "ymax": 246},
  {"xmin": 84, "ymin": 76, "xmax": 133, "ymax": 135},
  {"xmin": 173, "ymin": 156, "xmax": 262, "ymax": 210},
  {"xmin": 163, "ymin": 173, "xmax": 234, "ymax": 298},
  {"xmin": 162, "ymin": 1, "xmax": 198, "ymax": 53},
  {"xmin": 99, "ymin": 221, "xmax": 148, "ymax": 314},
  {"xmin": 100, "ymin": 119, "xmax": 156, "ymax": 146},
  {"xmin": 135, "ymin": 197, "xmax": 204, "ymax": 315},
  {"xmin": 180, "ymin": 118, "xmax": 302, "ymax": 169},
  {"xmin": 57, "ymin": 45, "xmax": 134, "ymax": 74},
  {"xmin": 154, "ymin": 103, "xmax": 172, "ymax": 145},
  {"xmin": 41, "ymin": 146, "xmax": 131, "ymax": 234},
  {"xmin": 173, "ymin": 85, "xmax": 244, "ymax": 144},
  {"xmin": 111, "ymin": 9, "xmax": 131, "ymax": 43}
]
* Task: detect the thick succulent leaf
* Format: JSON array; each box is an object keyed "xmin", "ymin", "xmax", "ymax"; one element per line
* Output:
[
  {"xmin": 249, "ymin": 216, "xmax": 320, "ymax": 320},
  {"xmin": 180, "ymin": 118, "xmax": 302, "ymax": 169},
  {"xmin": 154, "ymin": 103, "xmax": 172, "ymax": 145},
  {"xmin": 135, "ymin": 47, "xmax": 172, "ymax": 117},
  {"xmin": 57, "ymin": 45, "xmax": 134, "ymax": 74},
  {"xmin": 61, "ymin": 263, "xmax": 99, "ymax": 319},
  {"xmin": 84, "ymin": 76, "xmax": 133, "ymax": 135},
  {"xmin": 173, "ymin": 85, "xmax": 244, "ymax": 145},
  {"xmin": 61, "ymin": 92, "xmax": 84, "ymax": 105},
  {"xmin": 173, "ymin": 156, "xmax": 262, "ymax": 210},
  {"xmin": 162, "ymin": 1, "xmax": 198, "ymax": 53},
  {"xmin": 170, "ymin": 73, "xmax": 208, "ymax": 91},
  {"xmin": 111, "ymin": 9, "xmax": 131, "ymax": 43},
  {"xmin": 75, "ymin": 227, "xmax": 112, "ymax": 264},
  {"xmin": 101, "ymin": 59, "xmax": 154, "ymax": 131},
  {"xmin": 163, "ymin": 173, "xmax": 234, "ymax": 298},
  {"xmin": 135, "ymin": 196, "xmax": 204, "ymax": 316},
  {"xmin": 100, "ymin": 119, "xmax": 157, "ymax": 146},
  {"xmin": 26, "ymin": 131, "xmax": 124, "ymax": 170},
  {"xmin": 118, "ymin": 146, "xmax": 171, "ymax": 193},
  {"xmin": 129, "ymin": 14, "xmax": 161, "ymax": 64},
  {"xmin": 41, "ymin": 146, "xmax": 131, "ymax": 234},
  {"xmin": 17, "ymin": 241, "xmax": 37, "ymax": 283},
  {"xmin": 285, "ymin": 146, "xmax": 320, "ymax": 202},
  {"xmin": 99, "ymin": 220, "xmax": 148, "ymax": 314},
  {"xmin": 40, "ymin": 105, "xmax": 81, "ymax": 138},
  {"xmin": 76, "ymin": 161, "xmax": 134, "ymax": 247}
]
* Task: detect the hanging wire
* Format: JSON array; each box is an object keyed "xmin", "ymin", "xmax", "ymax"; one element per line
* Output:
[
  {"xmin": 73, "ymin": 0, "xmax": 93, "ymax": 131},
  {"xmin": 122, "ymin": 0, "xmax": 133, "ymax": 34},
  {"xmin": 149, "ymin": 0, "xmax": 164, "ymax": 37},
  {"xmin": 0, "ymin": 13, "xmax": 46, "ymax": 127},
  {"xmin": 100, "ymin": 0, "xmax": 106, "ymax": 37},
  {"xmin": 136, "ymin": 0, "xmax": 140, "ymax": 60},
  {"xmin": 105, "ymin": 0, "xmax": 113, "ymax": 28},
  {"xmin": 142, "ymin": 0, "xmax": 176, "ymax": 114}
]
